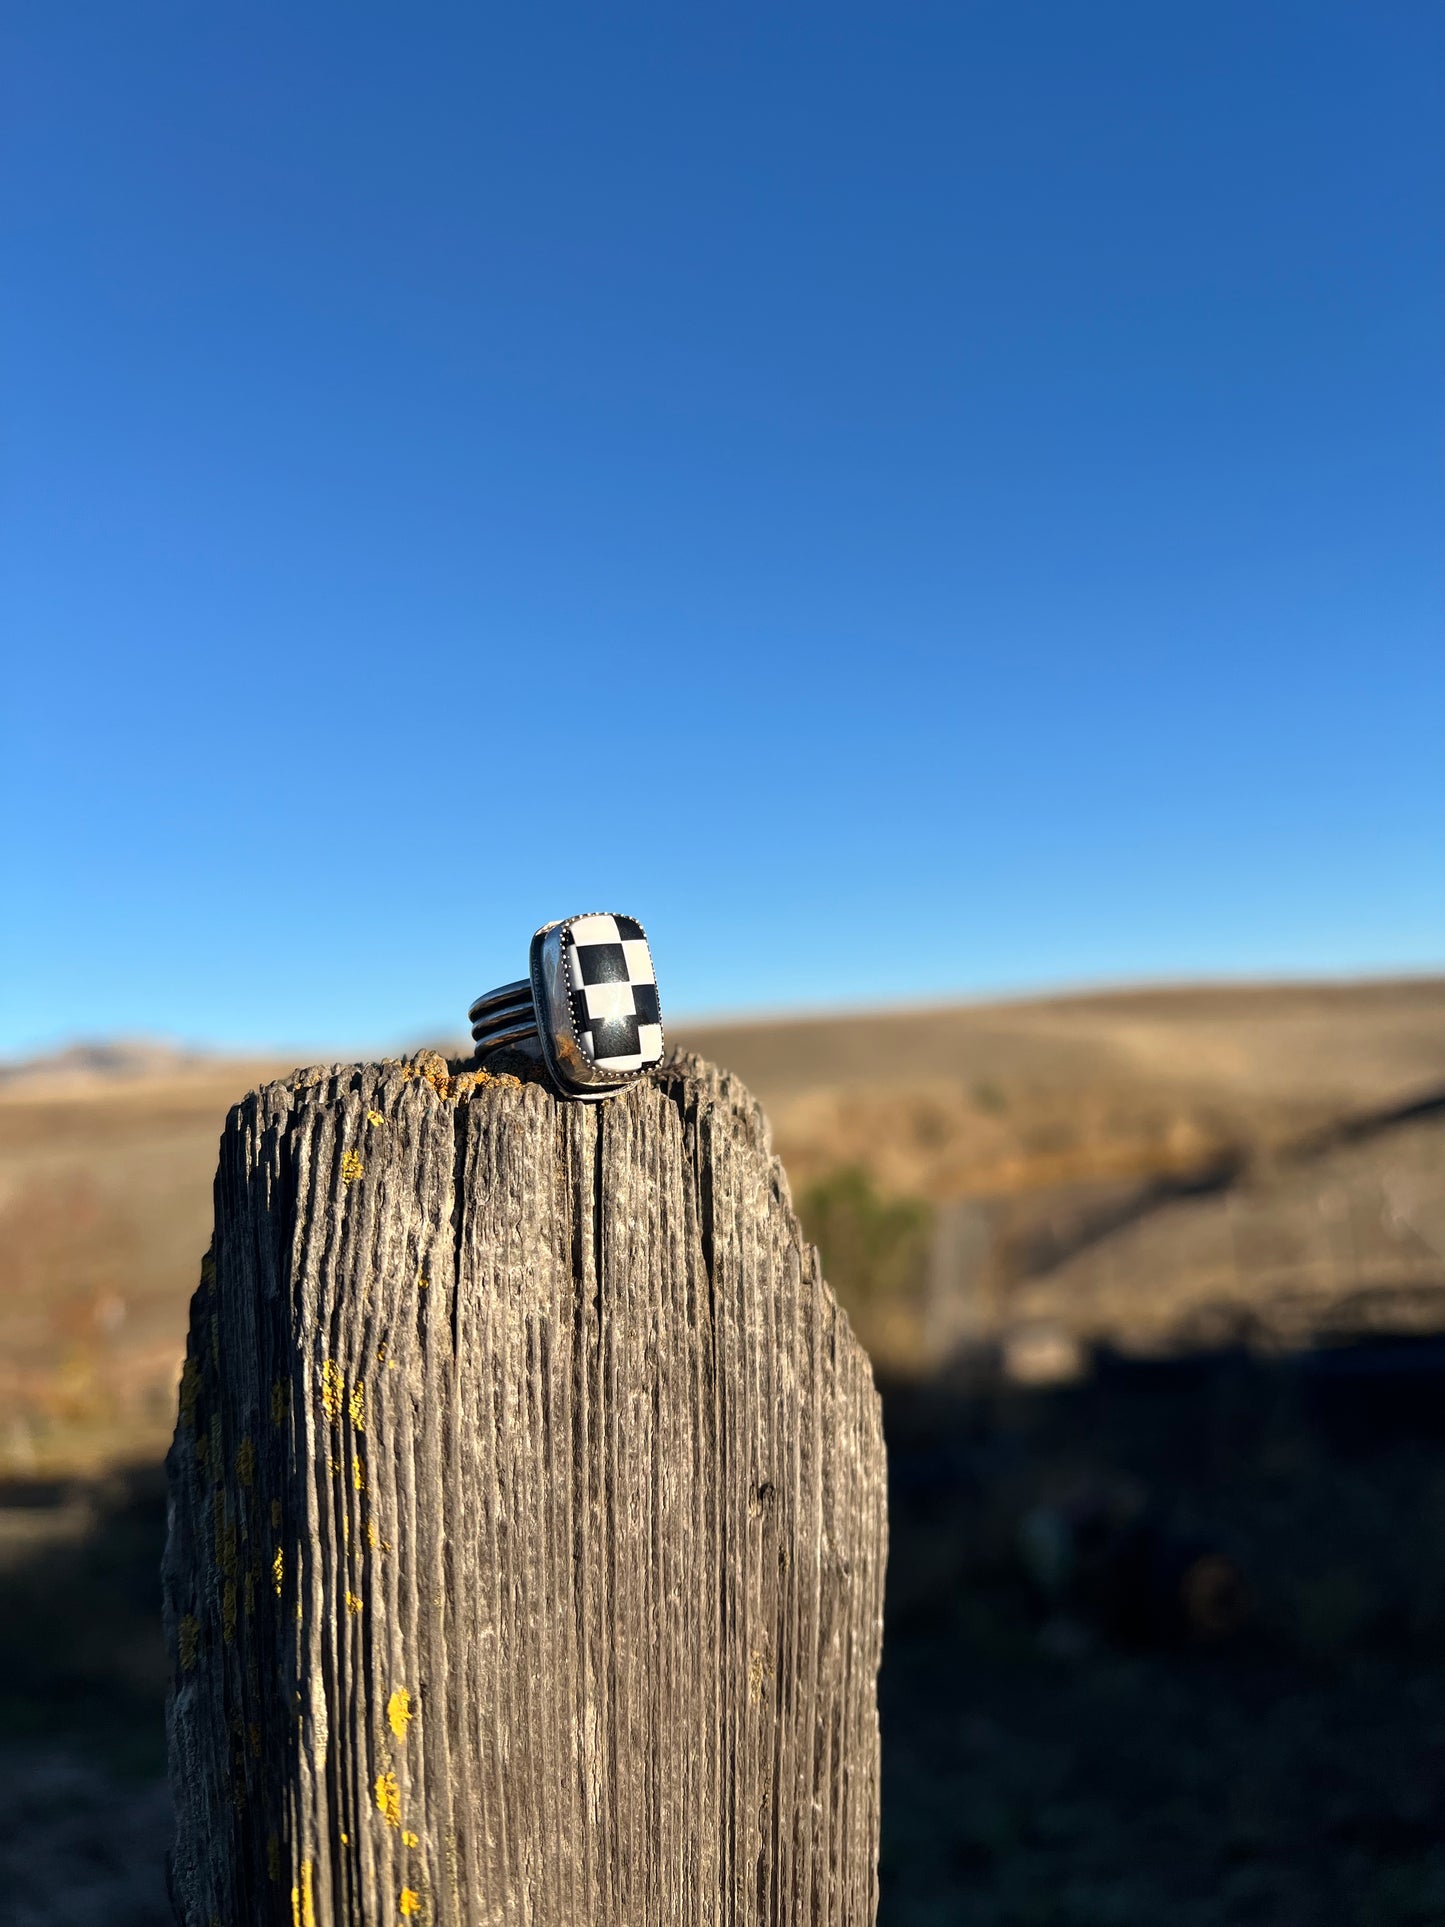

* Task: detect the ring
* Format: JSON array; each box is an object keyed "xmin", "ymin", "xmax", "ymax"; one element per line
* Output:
[{"xmin": 469, "ymin": 913, "xmax": 665, "ymax": 1102}]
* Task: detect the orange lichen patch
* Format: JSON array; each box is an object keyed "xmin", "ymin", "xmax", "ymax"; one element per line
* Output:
[
  {"xmin": 346, "ymin": 1590, "xmax": 364, "ymax": 1615},
  {"xmin": 374, "ymin": 1770, "xmax": 401, "ymax": 1827},
  {"xmin": 402, "ymin": 1829, "xmax": 419, "ymax": 1849},
  {"xmin": 320, "ymin": 1360, "xmax": 344, "ymax": 1421},
  {"xmin": 352, "ymin": 1454, "xmax": 367, "ymax": 1493},
  {"xmin": 179, "ymin": 1614, "xmax": 201, "ymax": 1671},
  {"xmin": 222, "ymin": 1581, "xmax": 237, "ymax": 1645},
  {"xmin": 341, "ymin": 1148, "xmax": 365, "ymax": 1184},
  {"xmin": 292, "ymin": 1860, "xmax": 316, "ymax": 1927},
  {"xmin": 387, "ymin": 1688, "xmax": 414, "ymax": 1741},
  {"xmin": 367, "ymin": 1109, "xmax": 384, "ymax": 1127},
  {"xmin": 449, "ymin": 1068, "xmax": 498, "ymax": 1099},
  {"xmin": 272, "ymin": 1378, "xmax": 289, "ymax": 1426},
  {"xmin": 349, "ymin": 1379, "xmax": 366, "ymax": 1431},
  {"xmin": 236, "ymin": 1436, "xmax": 256, "ymax": 1487},
  {"xmin": 416, "ymin": 1053, "xmax": 453, "ymax": 1098},
  {"xmin": 399, "ymin": 1890, "xmax": 422, "ymax": 1918},
  {"xmin": 180, "ymin": 1356, "xmax": 202, "ymax": 1431}
]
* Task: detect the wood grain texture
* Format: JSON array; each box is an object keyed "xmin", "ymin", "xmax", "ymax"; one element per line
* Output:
[{"xmin": 162, "ymin": 1050, "xmax": 887, "ymax": 1926}]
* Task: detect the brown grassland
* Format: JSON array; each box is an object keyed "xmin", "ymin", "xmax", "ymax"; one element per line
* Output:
[
  {"xmin": 4, "ymin": 976, "xmax": 1440, "ymax": 1476},
  {"xmin": 3, "ymin": 977, "xmax": 1444, "ymax": 1924}
]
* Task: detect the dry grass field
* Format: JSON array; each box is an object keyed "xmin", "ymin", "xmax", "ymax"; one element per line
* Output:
[
  {"xmin": 3, "ymin": 979, "xmax": 1444, "ymax": 1924},
  {"xmin": 2, "ymin": 978, "xmax": 1442, "ymax": 1476}
]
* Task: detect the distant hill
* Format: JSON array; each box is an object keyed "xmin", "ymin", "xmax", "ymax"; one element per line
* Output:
[{"xmin": 1, "ymin": 976, "xmax": 1442, "ymax": 1471}]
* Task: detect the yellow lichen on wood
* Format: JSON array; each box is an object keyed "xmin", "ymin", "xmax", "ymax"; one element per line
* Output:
[
  {"xmin": 346, "ymin": 1590, "xmax": 364, "ymax": 1615},
  {"xmin": 271, "ymin": 1378, "xmax": 288, "ymax": 1426},
  {"xmin": 272, "ymin": 1547, "xmax": 284, "ymax": 1596},
  {"xmin": 341, "ymin": 1148, "xmax": 364, "ymax": 1184},
  {"xmin": 349, "ymin": 1378, "xmax": 366, "ymax": 1431},
  {"xmin": 387, "ymin": 1687, "xmax": 414, "ymax": 1740},
  {"xmin": 291, "ymin": 1860, "xmax": 316, "ymax": 1927},
  {"xmin": 399, "ymin": 1890, "xmax": 422, "ymax": 1918},
  {"xmin": 236, "ymin": 1436, "xmax": 255, "ymax": 1487},
  {"xmin": 178, "ymin": 1614, "xmax": 201, "ymax": 1671},
  {"xmin": 402, "ymin": 1829, "xmax": 419, "ymax": 1848},
  {"xmin": 419, "ymin": 1055, "xmax": 453, "ymax": 1098},
  {"xmin": 353, "ymin": 1453, "xmax": 367, "ymax": 1493},
  {"xmin": 367, "ymin": 1109, "xmax": 384, "ymax": 1126},
  {"xmin": 214, "ymin": 1491, "xmax": 237, "ymax": 1577},
  {"xmin": 374, "ymin": 1770, "xmax": 401, "ymax": 1827},
  {"xmin": 320, "ymin": 1360, "xmax": 344, "ymax": 1421}
]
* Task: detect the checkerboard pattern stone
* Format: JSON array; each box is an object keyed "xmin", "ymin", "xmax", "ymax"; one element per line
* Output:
[{"xmin": 563, "ymin": 914, "xmax": 664, "ymax": 1073}]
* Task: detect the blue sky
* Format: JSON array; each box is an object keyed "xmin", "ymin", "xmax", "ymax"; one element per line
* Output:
[{"xmin": 2, "ymin": 4, "xmax": 1441, "ymax": 1055}]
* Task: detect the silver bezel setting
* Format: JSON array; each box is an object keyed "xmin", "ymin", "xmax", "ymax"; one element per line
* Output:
[{"xmin": 527, "ymin": 913, "xmax": 665, "ymax": 1100}]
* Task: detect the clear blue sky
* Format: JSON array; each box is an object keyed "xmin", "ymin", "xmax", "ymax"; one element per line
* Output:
[{"xmin": 2, "ymin": 4, "xmax": 1441, "ymax": 1056}]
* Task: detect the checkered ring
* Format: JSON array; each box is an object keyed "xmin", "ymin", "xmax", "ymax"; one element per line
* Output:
[{"xmin": 563, "ymin": 914, "xmax": 664, "ymax": 1074}]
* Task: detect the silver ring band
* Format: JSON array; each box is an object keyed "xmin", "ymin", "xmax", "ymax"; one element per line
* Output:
[{"xmin": 468, "ymin": 978, "xmax": 536, "ymax": 1052}]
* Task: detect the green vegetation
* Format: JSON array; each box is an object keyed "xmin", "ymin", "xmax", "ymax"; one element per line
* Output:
[{"xmin": 799, "ymin": 1165, "xmax": 933, "ymax": 1313}]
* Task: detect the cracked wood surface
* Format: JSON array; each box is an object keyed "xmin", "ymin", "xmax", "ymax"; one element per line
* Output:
[{"xmin": 163, "ymin": 1050, "xmax": 887, "ymax": 1926}]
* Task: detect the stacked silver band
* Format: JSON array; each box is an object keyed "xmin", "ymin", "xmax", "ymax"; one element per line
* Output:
[{"xmin": 468, "ymin": 979, "xmax": 539, "ymax": 1056}]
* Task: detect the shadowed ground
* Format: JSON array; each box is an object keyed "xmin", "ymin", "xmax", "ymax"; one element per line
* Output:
[{"xmin": 5, "ymin": 1334, "xmax": 1445, "ymax": 1926}]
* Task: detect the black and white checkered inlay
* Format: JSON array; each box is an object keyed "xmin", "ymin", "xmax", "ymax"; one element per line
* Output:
[{"xmin": 564, "ymin": 914, "xmax": 664, "ymax": 1073}]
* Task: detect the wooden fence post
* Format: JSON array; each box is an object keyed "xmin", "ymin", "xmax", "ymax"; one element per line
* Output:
[{"xmin": 162, "ymin": 1050, "xmax": 887, "ymax": 1925}]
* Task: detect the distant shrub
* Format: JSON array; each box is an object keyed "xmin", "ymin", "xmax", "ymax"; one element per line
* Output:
[
  {"xmin": 798, "ymin": 1166, "xmax": 933, "ymax": 1311},
  {"xmin": 971, "ymin": 1079, "xmax": 1008, "ymax": 1116}
]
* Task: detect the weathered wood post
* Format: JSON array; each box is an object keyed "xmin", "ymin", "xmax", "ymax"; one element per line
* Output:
[{"xmin": 163, "ymin": 1050, "xmax": 887, "ymax": 1925}]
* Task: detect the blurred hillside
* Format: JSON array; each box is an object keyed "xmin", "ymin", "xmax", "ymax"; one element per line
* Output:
[
  {"xmin": 3, "ymin": 977, "xmax": 1441, "ymax": 1476},
  {"xmin": 4, "ymin": 977, "xmax": 1445, "ymax": 1924}
]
